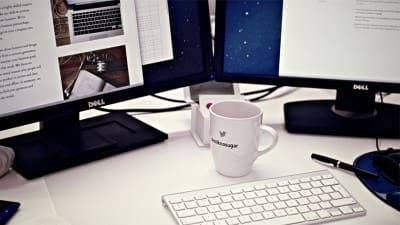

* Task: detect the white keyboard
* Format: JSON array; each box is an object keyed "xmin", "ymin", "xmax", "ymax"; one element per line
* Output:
[{"xmin": 162, "ymin": 170, "xmax": 365, "ymax": 225}]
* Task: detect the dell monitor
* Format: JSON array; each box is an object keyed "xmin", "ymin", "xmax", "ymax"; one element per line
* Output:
[
  {"xmin": 0, "ymin": 0, "xmax": 213, "ymax": 179},
  {"xmin": 214, "ymin": 0, "xmax": 400, "ymax": 138}
]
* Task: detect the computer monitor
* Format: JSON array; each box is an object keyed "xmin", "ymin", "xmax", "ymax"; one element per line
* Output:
[
  {"xmin": 0, "ymin": 0, "xmax": 213, "ymax": 179},
  {"xmin": 214, "ymin": 0, "xmax": 400, "ymax": 138}
]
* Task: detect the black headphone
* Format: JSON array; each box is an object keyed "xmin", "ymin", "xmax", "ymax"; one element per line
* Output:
[{"xmin": 0, "ymin": 146, "xmax": 14, "ymax": 177}]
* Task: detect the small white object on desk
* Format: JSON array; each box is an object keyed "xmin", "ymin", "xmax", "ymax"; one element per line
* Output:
[{"xmin": 190, "ymin": 94, "xmax": 245, "ymax": 147}]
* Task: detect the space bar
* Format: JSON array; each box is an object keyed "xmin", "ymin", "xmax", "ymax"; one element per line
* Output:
[{"xmin": 259, "ymin": 214, "xmax": 305, "ymax": 225}]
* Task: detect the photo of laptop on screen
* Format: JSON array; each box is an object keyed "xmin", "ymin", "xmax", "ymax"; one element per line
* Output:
[{"xmin": 65, "ymin": 0, "xmax": 124, "ymax": 44}]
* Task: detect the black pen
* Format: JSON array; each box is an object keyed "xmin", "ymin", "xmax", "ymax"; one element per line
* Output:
[{"xmin": 311, "ymin": 153, "xmax": 379, "ymax": 178}]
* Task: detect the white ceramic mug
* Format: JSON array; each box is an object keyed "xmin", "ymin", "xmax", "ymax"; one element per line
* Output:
[{"xmin": 209, "ymin": 100, "xmax": 278, "ymax": 177}]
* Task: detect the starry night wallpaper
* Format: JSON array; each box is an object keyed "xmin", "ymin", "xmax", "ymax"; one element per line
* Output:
[
  {"xmin": 223, "ymin": 0, "xmax": 283, "ymax": 76},
  {"xmin": 142, "ymin": 0, "xmax": 210, "ymax": 86}
]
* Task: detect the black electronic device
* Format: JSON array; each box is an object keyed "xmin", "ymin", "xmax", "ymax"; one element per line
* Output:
[
  {"xmin": 214, "ymin": 0, "xmax": 400, "ymax": 137},
  {"xmin": 0, "ymin": 200, "xmax": 20, "ymax": 225},
  {"xmin": 0, "ymin": 0, "xmax": 214, "ymax": 179},
  {"xmin": 354, "ymin": 151, "xmax": 400, "ymax": 211},
  {"xmin": 373, "ymin": 148, "xmax": 400, "ymax": 186},
  {"xmin": 386, "ymin": 191, "xmax": 400, "ymax": 210}
]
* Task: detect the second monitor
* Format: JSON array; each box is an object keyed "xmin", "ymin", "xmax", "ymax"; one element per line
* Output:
[{"xmin": 214, "ymin": 0, "xmax": 400, "ymax": 138}]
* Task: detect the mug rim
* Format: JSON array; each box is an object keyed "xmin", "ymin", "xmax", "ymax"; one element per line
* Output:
[{"xmin": 209, "ymin": 100, "xmax": 262, "ymax": 120}]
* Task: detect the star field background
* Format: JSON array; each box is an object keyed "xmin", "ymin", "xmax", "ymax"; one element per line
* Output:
[
  {"xmin": 142, "ymin": 0, "xmax": 209, "ymax": 86},
  {"xmin": 223, "ymin": 0, "xmax": 283, "ymax": 76}
]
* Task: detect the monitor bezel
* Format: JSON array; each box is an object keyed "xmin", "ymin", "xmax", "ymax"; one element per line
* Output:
[
  {"xmin": 214, "ymin": 0, "xmax": 400, "ymax": 94},
  {"xmin": 0, "ymin": 0, "xmax": 214, "ymax": 131}
]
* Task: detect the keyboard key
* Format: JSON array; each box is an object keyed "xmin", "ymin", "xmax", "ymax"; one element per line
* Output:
[
  {"xmin": 262, "ymin": 211, "xmax": 275, "ymax": 219},
  {"xmin": 266, "ymin": 214, "xmax": 305, "ymax": 225},
  {"xmin": 238, "ymin": 215, "xmax": 251, "ymax": 223},
  {"xmin": 254, "ymin": 185, "xmax": 265, "ymax": 190},
  {"xmin": 330, "ymin": 209, "xmax": 342, "ymax": 217},
  {"xmin": 285, "ymin": 207, "xmax": 298, "ymax": 215},
  {"xmin": 227, "ymin": 209, "xmax": 240, "ymax": 217},
  {"xmin": 320, "ymin": 201, "xmax": 332, "ymax": 209},
  {"xmin": 255, "ymin": 190, "xmax": 268, "ymax": 197},
  {"xmin": 184, "ymin": 201, "xmax": 197, "ymax": 209},
  {"xmin": 311, "ymin": 175, "xmax": 322, "ymax": 181},
  {"xmin": 303, "ymin": 211, "xmax": 320, "ymax": 221},
  {"xmin": 209, "ymin": 197, "xmax": 222, "ymax": 205},
  {"xmin": 250, "ymin": 213, "xmax": 263, "ymax": 221},
  {"xmin": 297, "ymin": 205, "xmax": 310, "ymax": 213},
  {"xmin": 170, "ymin": 198, "xmax": 182, "ymax": 204},
  {"xmin": 251, "ymin": 205, "xmax": 264, "ymax": 213},
  {"xmin": 203, "ymin": 214, "xmax": 216, "ymax": 222},
  {"xmin": 274, "ymin": 209, "xmax": 287, "ymax": 217},
  {"xmin": 220, "ymin": 203, "xmax": 233, "ymax": 211},
  {"xmin": 208, "ymin": 205, "xmax": 220, "ymax": 213},
  {"xmin": 215, "ymin": 211, "xmax": 229, "ymax": 219},
  {"xmin": 339, "ymin": 206, "xmax": 353, "ymax": 214},
  {"xmin": 214, "ymin": 220, "xmax": 227, "ymax": 225},
  {"xmin": 232, "ymin": 201, "xmax": 244, "ymax": 209},
  {"xmin": 221, "ymin": 196, "xmax": 234, "ymax": 203},
  {"xmin": 176, "ymin": 209, "xmax": 196, "ymax": 218},
  {"xmin": 243, "ymin": 199, "xmax": 256, "ymax": 207},
  {"xmin": 278, "ymin": 181, "xmax": 289, "ymax": 186},
  {"xmin": 353, "ymin": 206, "xmax": 365, "ymax": 213},
  {"xmin": 239, "ymin": 207, "xmax": 252, "ymax": 215},
  {"xmin": 289, "ymin": 179, "xmax": 300, "ymax": 184},
  {"xmin": 226, "ymin": 217, "xmax": 240, "ymax": 225},
  {"xmin": 255, "ymin": 197, "xmax": 267, "ymax": 205},
  {"xmin": 263, "ymin": 203, "xmax": 276, "ymax": 211},
  {"xmin": 180, "ymin": 216, "xmax": 203, "ymax": 225},
  {"xmin": 173, "ymin": 203, "xmax": 186, "ymax": 211},
  {"xmin": 243, "ymin": 186, "xmax": 255, "ymax": 192},
  {"xmin": 266, "ymin": 183, "xmax": 277, "ymax": 188},
  {"xmin": 197, "ymin": 199, "xmax": 210, "ymax": 207},
  {"xmin": 322, "ymin": 178, "xmax": 338, "ymax": 186},
  {"xmin": 317, "ymin": 209, "xmax": 331, "ymax": 218},
  {"xmin": 331, "ymin": 198, "xmax": 356, "ymax": 207},
  {"xmin": 195, "ymin": 207, "xmax": 208, "ymax": 215},
  {"xmin": 220, "ymin": 191, "xmax": 231, "ymax": 196},
  {"xmin": 195, "ymin": 194, "xmax": 207, "ymax": 200}
]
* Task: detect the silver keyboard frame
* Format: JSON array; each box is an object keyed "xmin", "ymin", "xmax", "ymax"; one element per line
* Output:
[{"xmin": 162, "ymin": 170, "xmax": 366, "ymax": 225}]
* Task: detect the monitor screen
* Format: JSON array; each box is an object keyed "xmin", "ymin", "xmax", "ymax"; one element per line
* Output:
[
  {"xmin": 0, "ymin": 0, "xmax": 213, "ymax": 179},
  {"xmin": 215, "ymin": 0, "xmax": 400, "ymax": 137}
]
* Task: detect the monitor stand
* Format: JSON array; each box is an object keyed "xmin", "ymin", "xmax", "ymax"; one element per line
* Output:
[
  {"xmin": 1, "ymin": 112, "xmax": 168, "ymax": 179},
  {"xmin": 284, "ymin": 87, "xmax": 400, "ymax": 138}
]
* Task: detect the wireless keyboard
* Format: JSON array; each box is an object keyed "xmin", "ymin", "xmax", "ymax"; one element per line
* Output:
[{"xmin": 162, "ymin": 170, "xmax": 365, "ymax": 225}]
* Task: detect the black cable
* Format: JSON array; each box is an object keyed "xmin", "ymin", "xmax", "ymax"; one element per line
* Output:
[
  {"xmin": 98, "ymin": 86, "xmax": 281, "ymax": 113},
  {"xmin": 248, "ymin": 86, "xmax": 282, "ymax": 102},
  {"xmin": 151, "ymin": 94, "xmax": 187, "ymax": 103},
  {"xmin": 241, "ymin": 86, "xmax": 281, "ymax": 96},
  {"xmin": 97, "ymin": 103, "xmax": 191, "ymax": 113},
  {"xmin": 150, "ymin": 86, "xmax": 283, "ymax": 103}
]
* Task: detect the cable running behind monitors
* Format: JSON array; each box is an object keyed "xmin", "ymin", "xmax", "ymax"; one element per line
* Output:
[
  {"xmin": 0, "ymin": 0, "xmax": 213, "ymax": 179},
  {"xmin": 214, "ymin": 0, "xmax": 400, "ymax": 138}
]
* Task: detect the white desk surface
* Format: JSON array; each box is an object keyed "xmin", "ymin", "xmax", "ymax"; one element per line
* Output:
[{"xmin": 0, "ymin": 86, "xmax": 399, "ymax": 225}]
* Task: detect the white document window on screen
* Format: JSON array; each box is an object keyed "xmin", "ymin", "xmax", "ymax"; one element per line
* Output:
[{"xmin": 136, "ymin": 0, "xmax": 174, "ymax": 65}]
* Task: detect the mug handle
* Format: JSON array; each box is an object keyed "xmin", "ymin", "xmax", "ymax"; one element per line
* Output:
[{"xmin": 255, "ymin": 125, "xmax": 278, "ymax": 158}]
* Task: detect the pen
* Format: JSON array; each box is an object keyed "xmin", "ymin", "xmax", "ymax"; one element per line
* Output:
[{"xmin": 311, "ymin": 153, "xmax": 379, "ymax": 178}]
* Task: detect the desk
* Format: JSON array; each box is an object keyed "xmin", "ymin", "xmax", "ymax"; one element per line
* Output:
[{"xmin": 0, "ymin": 86, "xmax": 399, "ymax": 225}]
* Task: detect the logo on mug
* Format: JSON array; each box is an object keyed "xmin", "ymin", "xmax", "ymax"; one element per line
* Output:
[
  {"xmin": 219, "ymin": 131, "xmax": 226, "ymax": 137},
  {"xmin": 211, "ymin": 138, "xmax": 238, "ymax": 150}
]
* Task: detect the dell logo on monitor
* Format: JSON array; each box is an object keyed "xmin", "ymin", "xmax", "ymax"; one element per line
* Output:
[
  {"xmin": 353, "ymin": 84, "xmax": 369, "ymax": 91},
  {"xmin": 88, "ymin": 99, "xmax": 106, "ymax": 108}
]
